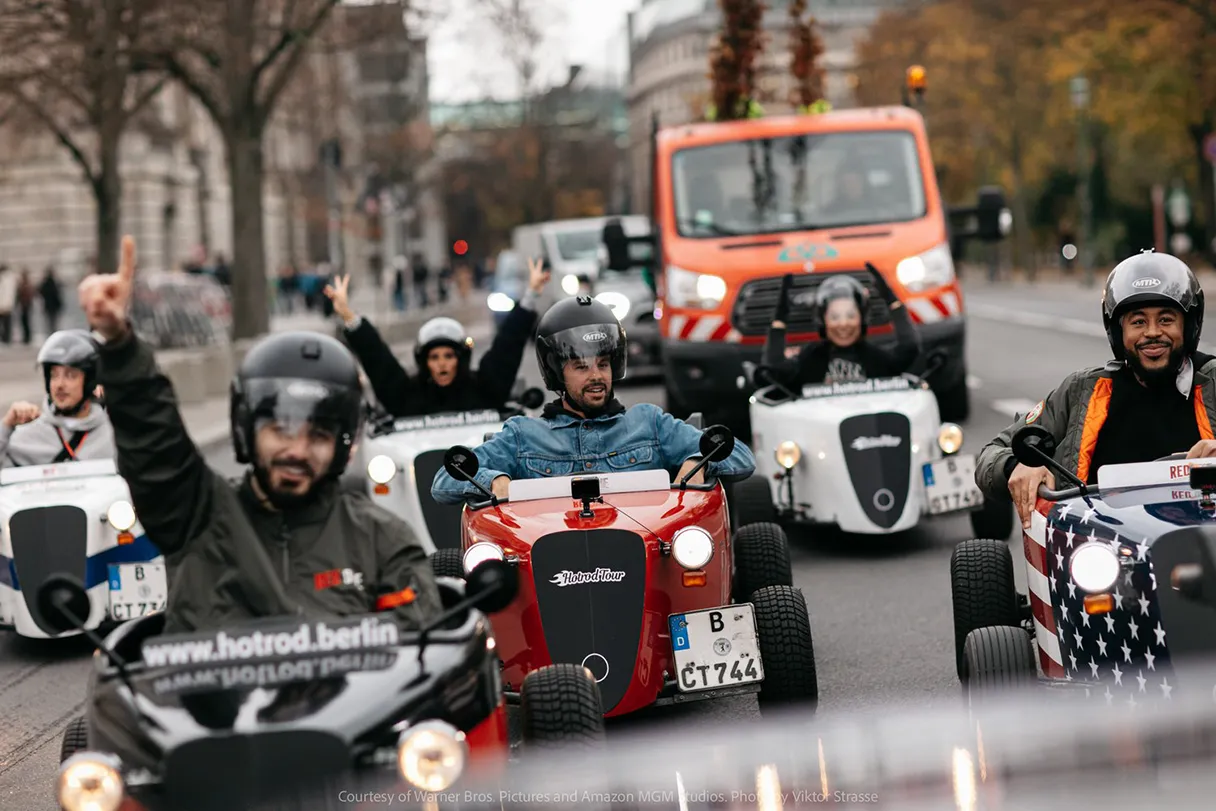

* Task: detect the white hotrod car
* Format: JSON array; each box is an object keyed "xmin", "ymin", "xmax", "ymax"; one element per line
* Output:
[
  {"xmin": 353, "ymin": 390, "xmax": 544, "ymax": 555},
  {"xmin": 732, "ymin": 374, "xmax": 1015, "ymax": 540},
  {"xmin": 0, "ymin": 459, "xmax": 166, "ymax": 638}
]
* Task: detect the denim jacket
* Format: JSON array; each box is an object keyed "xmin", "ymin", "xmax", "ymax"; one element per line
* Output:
[{"xmin": 430, "ymin": 399, "xmax": 756, "ymax": 503}]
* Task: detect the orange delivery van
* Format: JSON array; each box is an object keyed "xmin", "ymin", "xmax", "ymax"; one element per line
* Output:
[{"xmin": 602, "ymin": 104, "xmax": 1010, "ymax": 437}]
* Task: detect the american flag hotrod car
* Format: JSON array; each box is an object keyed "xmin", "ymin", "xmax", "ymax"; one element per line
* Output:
[{"xmin": 951, "ymin": 424, "xmax": 1216, "ymax": 707}]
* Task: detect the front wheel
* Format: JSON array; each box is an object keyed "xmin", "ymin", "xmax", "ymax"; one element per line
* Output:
[
  {"xmin": 937, "ymin": 377, "xmax": 971, "ymax": 423},
  {"xmin": 61, "ymin": 717, "xmax": 88, "ymax": 763},
  {"xmin": 969, "ymin": 497, "xmax": 1015, "ymax": 541},
  {"xmin": 520, "ymin": 663, "xmax": 606, "ymax": 750},
  {"xmin": 732, "ymin": 474, "xmax": 777, "ymax": 529},
  {"xmin": 751, "ymin": 585, "xmax": 818, "ymax": 714},
  {"xmin": 951, "ymin": 539, "xmax": 1022, "ymax": 681},
  {"xmin": 963, "ymin": 626, "xmax": 1037, "ymax": 703},
  {"xmin": 732, "ymin": 522, "xmax": 793, "ymax": 602},
  {"xmin": 430, "ymin": 548, "xmax": 464, "ymax": 579}
]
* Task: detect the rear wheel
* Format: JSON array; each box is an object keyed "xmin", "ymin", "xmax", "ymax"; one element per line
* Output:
[
  {"xmin": 732, "ymin": 474, "xmax": 777, "ymax": 529},
  {"xmin": 60, "ymin": 717, "xmax": 87, "ymax": 763},
  {"xmin": 751, "ymin": 585, "xmax": 818, "ymax": 713},
  {"xmin": 520, "ymin": 663, "xmax": 605, "ymax": 750},
  {"xmin": 937, "ymin": 377, "xmax": 971, "ymax": 422},
  {"xmin": 431, "ymin": 548, "xmax": 464, "ymax": 580},
  {"xmin": 963, "ymin": 626, "xmax": 1037, "ymax": 702},
  {"xmin": 951, "ymin": 539, "xmax": 1022, "ymax": 681},
  {"xmin": 732, "ymin": 522, "xmax": 793, "ymax": 602}
]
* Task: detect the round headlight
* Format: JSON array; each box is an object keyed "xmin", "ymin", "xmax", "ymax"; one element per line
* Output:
[
  {"xmin": 367, "ymin": 455, "xmax": 397, "ymax": 485},
  {"xmin": 595, "ymin": 291, "xmax": 631, "ymax": 320},
  {"xmin": 1070, "ymin": 542, "xmax": 1120, "ymax": 593},
  {"xmin": 938, "ymin": 423, "xmax": 964, "ymax": 455},
  {"xmin": 775, "ymin": 441, "xmax": 801, "ymax": 469},
  {"xmin": 561, "ymin": 274, "xmax": 580, "ymax": 295},
  {"xmin": 106, "ymin": 501, "xmax": 136, "ymax": 532},
  {"xmin": 398, "ymin": 721, "xmax": 467, "ymax": 792},
  {"xmin": 486, "ymin": 292, "xmax": 515, "ymax": 313},
  {"xmin": 59, "ymin": 753, "xmax": 124, "ymax": 811},
  {"xmin": 672, "ymin": 527, "xmax": 714, "ymax": 569},
  {"xmin": 463, "ymin": 542, "xmax": 504, "ymax": 574}
]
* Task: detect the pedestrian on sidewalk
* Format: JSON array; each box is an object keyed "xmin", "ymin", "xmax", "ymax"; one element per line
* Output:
[
  {"xmin": 40, "ymin": 265, "xmax": 63, "ymax": 333},
  {"xmin": 411, "ymin": 253, "xmax": 429, "ymax": 309},
  {"xmin": 0, "ymin": 265, "xmax": 16, "ymax": 344},
  {"xmin": 16, "ymin": 268, "xmax": 36, "ymax": 344}
]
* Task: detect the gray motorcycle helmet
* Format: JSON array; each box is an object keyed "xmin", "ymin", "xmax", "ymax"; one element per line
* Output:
[{"xmin": 1101, "ymin": 250, "xmax": 1203, "ymax": 360}]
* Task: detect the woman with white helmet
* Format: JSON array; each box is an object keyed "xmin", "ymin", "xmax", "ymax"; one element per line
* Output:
[{"xmin": 324, "ymin": 258, "xmax": 549, "ymax": 415}]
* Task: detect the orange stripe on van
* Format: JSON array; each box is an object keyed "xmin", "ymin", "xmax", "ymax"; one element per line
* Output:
[
  {"xmin": 1076, "ymin": 377, "xmax": 1114, "ymax": 484},
  {"xmin": 1194, "ymin": 386, "xmax": 1214, "ymax": 440}
]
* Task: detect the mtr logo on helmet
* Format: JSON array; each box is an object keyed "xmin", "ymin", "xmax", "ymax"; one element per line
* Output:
[{"xmin": 1132, "ymin": 278, "xmax": 1162, "ymax": 288}]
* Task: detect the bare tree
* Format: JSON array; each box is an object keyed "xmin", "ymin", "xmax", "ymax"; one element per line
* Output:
[{"xmin": 0, "ymin": 1, "xmax": 167, "ymax": 273}]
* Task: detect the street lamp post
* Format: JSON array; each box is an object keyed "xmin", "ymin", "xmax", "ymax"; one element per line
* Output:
[{"xmin": 1071, "ymin": 74, "xmax": 1094, "ymax": 287}]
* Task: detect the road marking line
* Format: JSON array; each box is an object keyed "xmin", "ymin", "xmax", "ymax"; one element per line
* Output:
[
  {"xmin": 968, "ymin": 303, "xmax": 1106, "ymax": 338},
  {"xmin": 991, "ymin": 398, "xmax": 1039, "ymax": 420}
]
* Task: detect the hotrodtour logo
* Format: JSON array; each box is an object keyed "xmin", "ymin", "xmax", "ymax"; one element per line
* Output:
[
  {"xmin": 550, "ymin": 568, "xmax": 627, "ymax": 587},
  {"xmin": 850, "ymin": 435, "xmax": 902, "ymax": 451}
]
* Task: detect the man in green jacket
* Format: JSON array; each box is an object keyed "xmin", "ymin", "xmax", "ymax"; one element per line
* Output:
[
  {"xmin": 78, "ymin": 236, "xmax": 442, "ymax": 634},
  {"xmin": 977, "ymin": 250, "xmax": 1216, "ymax": 529}
]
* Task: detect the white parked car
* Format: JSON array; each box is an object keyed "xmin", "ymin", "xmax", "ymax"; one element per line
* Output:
[
  {"xmin": 732, "ymin": 374, "xmax": 1014, "ymax": 540},
  {"xmin": 0, "ymin": 459, "xmax": 166, "ymax": 638}
]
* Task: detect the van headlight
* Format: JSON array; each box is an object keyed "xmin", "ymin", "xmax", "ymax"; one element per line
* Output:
[
  {"xmin": 463, "ymin": 542, "xmax": 504, "ymax": 574},
  {"xmin": 595, "ymin": 291, "xmax": 631, "ymax": 320},
  {"xmin": 59, "ymin": 753, "xmax": 124, "ymax": 811},
  {"xmin": 672, "ymin": 527, "xmax": 714, "ymax": 569},
  {"xmin": 398, "ymin": 721, "xmax": 467, "ymax": 792},
  {"xmin": 775, "ymin": 441, "xmax": 801, "ymax": 469},
  {"xmin": 561, "ymin": 274, "xmax": 581, "ymax": 295},
  {"xmin": 486, "ymin": 292, "xmax": 515, "ymax": 312},
  {"xmin": 1070, "ymin": 542, "xmax": 1120, "ymax": 593},
  {"xmin": 666, "ymin": 266, "xmax": 727, "ymax": 309},
  {"xmin": 106, "ymin": 501, "xmax": 136, "ymax": 532},
  {"xmin": 367, "ymin": 455, "xmax": 397, "ymax": 485},
  {"xmin": 895, "ymin": 243, "xmax": 955, "ymax": 292},
  {"xmin": 937, "ymin": 423, "xmax": 964, "ymax": 455}
]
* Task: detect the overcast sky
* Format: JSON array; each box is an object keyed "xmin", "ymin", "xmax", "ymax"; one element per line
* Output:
[{"xmin": 425, "ymin": 0, "xmax": 643, "ymax": 103}]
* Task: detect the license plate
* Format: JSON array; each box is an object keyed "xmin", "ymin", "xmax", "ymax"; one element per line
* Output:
[
  {"xmin": 108, "ymin": 563, "xmax": 167, "ymax": 621},
  {"xmin": 922, "ymin": 454, "xmax": 984, "ymax": 515},
  {"xmin": 668, "ymin": 605, "xmax": 764, "ymax": 693}
]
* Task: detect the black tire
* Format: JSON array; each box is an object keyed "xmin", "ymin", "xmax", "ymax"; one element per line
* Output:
[
  {"xmin": 969, "ymin": 496, "xmax": 1015, "ymax": 541},
  {"xmin": 951, "ymin": 539, "xmax": 1021, "ymax": 681},
  {"xmin": 751, "ymin": 585, "xmax": 818, "ymax": 712},
  {"xmin": 963, "ymin": 626, "xmax": 1037, "ymax": 700},
  {"xmin": 732, "ymin": 522, "xmax": 793, "ymax": 602},
  {"xmin": 937, "ymin": 377, "xmax": 971, "ymax": 422},
  {"xmin": 430, "ymin": 548, "xmax": 464, "ymax": 580},
  {"xmin": 520, "ymin": 663, "xmax": 605, "ymax": 750},
  {"xmin": 732, "ymin": 474, "xmax": 777, "ymax": 529},
  {"xmin": 60, "ymin": 716, "xmax": 87, "ymax": 763}
]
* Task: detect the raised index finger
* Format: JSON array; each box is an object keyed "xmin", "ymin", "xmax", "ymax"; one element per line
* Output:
[{"xmin": 119, "ymin": 235, "xmax": 136, "ymax": 282}]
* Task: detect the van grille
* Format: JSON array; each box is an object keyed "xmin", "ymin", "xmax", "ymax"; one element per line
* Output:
[{"xmin": 731, "ymin": 271, "xmax": 893, "ymax": 336}]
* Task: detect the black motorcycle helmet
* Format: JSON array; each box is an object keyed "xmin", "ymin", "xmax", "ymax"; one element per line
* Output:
[
  {"xmin": 1102, "ymin": 250, "xmax": 1204, "ymax": 361},
  {"xmin": 534, "ymin": 296, "xmax": 628, "ymax": 392},
  {"xmin": 36, "ymin": 329, "xmax": 99, "ymax": 415},
  {"xmin": 230, "ymin": 332, "xmax": 364, "ymax": 480},
  {"xmin": 815, "ymin": 275, "xmax": 870, "ymax": 336},
  {"xmin": 413, "ymin": 316, "xmax": 473, "ymax": 376}
]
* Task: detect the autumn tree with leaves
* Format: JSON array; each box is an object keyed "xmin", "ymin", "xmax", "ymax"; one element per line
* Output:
[
  {"xmin": 788, "ymin": 0, "xmax": 826, "ymax": 112},
  {"xmin": 707, "ymin": 0, "xmax": 767, "ymax": 121}
]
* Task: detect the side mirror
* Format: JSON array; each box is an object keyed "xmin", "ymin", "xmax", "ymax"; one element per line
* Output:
[
  {"xmin": 443, "ymin": 445, "xmax": 480, "ymax": 481},
  {"xmin": 602, "ymin": 220, "xmax": 630, "ymax": 271},
  {"xmin": 35, "ymin": 574, "xmax": 90, "ymax": 635},
  {"xmin": 519, "ymin": 387, "xmax": 545, "ymax": 409},
  {"xmin": 1011, "ymin": 424, "xmax": 1056, "ymax": 469},
  {"xmin": 466, "ymin": 559, "xmax": 518, "ymax": 614},
  {"xmin": 699, "ymin": 424, "xmax": 736, "ymax": 462},
  {"xmin": 976, "ymin": 186, "xmax": 1011, "ymax": 241},
  {"xmin": 1190, "ymin": 462, "xmax": 1216, "ymax": 492}
]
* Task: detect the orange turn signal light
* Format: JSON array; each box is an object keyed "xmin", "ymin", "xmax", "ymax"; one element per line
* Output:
[
  {"xmin": 117, "ymin": 532, "xmax": 134, "ymax": 545},
  {"xmin": 906, "ymin": 64, "xmax": 927, "ymax": 91},
  {"xmin": 683, "ymin": 571, "xmax": 707, "ymax": 587},
  {"xmin": 374, "ymin": 484, "xmax": 389, "ymax": 495},
  {"xmin": 1084, "ymin": 593, "xmax": 1114, "ymax": 615}
]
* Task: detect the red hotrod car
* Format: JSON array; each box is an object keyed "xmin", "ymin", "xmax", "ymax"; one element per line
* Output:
[{"xmin": 433, "ymin": 424, "xmax": 818, "ymax": 744}]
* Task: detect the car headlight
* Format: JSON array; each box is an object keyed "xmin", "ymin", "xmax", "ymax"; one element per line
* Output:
[
  {"xmin": 106, "ymin": 501, "xmax": 136, "ymax": 532},
  {"xmin": 486, "ymin": 292, "xmax": 515, "ymax": 312},
  {"xmin": 671, "ymin": 527, "xmax": 714, "ymax": 569},
  {"xmin": 398, "ymin": 721, "xmax": 467, "ymax": 792},
  {"xmin": 595, "ymin": 291, "xmax": 631, "ymax": 320},
  {"xmin": 367, "ymin": 455, "xmax": 397, "ymax": 485},
  {"xmin": 1070, "ymin": 542, "xmax": 1120, "ymax": 593},
  {"xmin": 463, "ymin": 541, "xmax": 504, "ymax": 574},
  {"xmin": 666, "ymin": 265, "xmax": 727, "ymax": 309},
  {"xmin": 895, "ymin": 242, "xmax": 955, "ymax": 293},
  {"xmin": 775, "ymin": 441, "xmax": 801, "ymax": 469},
  {"xmin": 59, "ymin": 753, "xmax": 124, "ymax": 811},
  {"xmin": 937, "ymin": 423, "xmax": 964, "ymax": 455},
  {"xmin": 561, "ymin": 274, "xmax": 581, "ymax": 295}
]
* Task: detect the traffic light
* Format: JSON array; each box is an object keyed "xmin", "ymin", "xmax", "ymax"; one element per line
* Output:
[{"xmin": 452, "ymin": 239, "xmax": 469, "ymax": 257}]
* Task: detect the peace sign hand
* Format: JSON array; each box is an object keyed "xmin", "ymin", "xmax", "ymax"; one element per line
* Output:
[
  {"xmin": 324, "ymin": 273, "xmax": 356, "ymax": 322},
  {"xmin": 527, "ymin": 256, "xmax": 550, "ymax": 294},
  {"xmin": 79, "ymin": 235, "xmax": 136, "ymax": 342}
]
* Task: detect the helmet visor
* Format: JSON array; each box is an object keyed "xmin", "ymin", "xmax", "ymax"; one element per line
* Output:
[
  {"xmin": 539, "ymin": 322, "xmax": 623, "ymax": 366},
  {"xmin": 243, "ymin": 377, "xmax": 361, "ymax": 438}
]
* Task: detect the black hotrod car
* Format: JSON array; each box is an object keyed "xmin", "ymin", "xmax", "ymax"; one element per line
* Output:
[
  {"xmin": 952, "ymin": 425, "xmax": 1216, "ymax": 706},
  {"xmin": 45, "ymin": 562, "xmax": 521, "ymax": 811}
]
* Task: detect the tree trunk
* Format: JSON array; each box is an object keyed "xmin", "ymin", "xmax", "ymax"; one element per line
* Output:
[
  {"xmin": 94, "ymin": 131, "xmax": 123, "ymax": 274},
  {"xmin": 225, "ymin": 124, "xmax": 270, "ymax": 339}
]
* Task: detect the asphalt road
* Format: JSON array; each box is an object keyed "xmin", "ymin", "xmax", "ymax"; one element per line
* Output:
[{"xmin": 0, "ymin": 280, "xmax": 1120, "ymax": 808}]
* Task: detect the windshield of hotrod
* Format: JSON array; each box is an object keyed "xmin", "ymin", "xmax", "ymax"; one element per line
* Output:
[{"xmin": 671, "ymin": 129, "xmax": 927, "ymax": 237}]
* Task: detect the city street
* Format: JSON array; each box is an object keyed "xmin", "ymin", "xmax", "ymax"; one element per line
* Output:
[{"xmin": 0, "ymin": 278, "xmax": 1126, "ymax": 807}]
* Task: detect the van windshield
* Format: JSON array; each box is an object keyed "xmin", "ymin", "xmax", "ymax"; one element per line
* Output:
[
  {"xmin": 671, "ymin": 130, "xmax": 927, "ymax": 237},
  {"xmin": 554, "ymin": 230, "xmax": 603, "ymax": 261}
]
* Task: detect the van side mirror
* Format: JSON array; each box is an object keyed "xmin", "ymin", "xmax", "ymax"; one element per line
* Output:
[
  {"xmin": 603, "ymin": 220, "xmax": 630, "ymax": 271},
  {"xmin": 976, "ymin": 186, "xmax": 1012, "ymax": 241}
]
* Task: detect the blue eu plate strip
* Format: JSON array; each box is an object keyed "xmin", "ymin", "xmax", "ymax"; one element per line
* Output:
[
  {"xmin": 669, "ymin": 614, "xmax": 690, "ymax": 651},
  {"xmin": 922, "ymin": 463, "xmax": 936, "ymax": 487}
]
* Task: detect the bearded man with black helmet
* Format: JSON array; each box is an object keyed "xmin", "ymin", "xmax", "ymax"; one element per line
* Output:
[
  {"xmin": 977, "ymin": 249, "xmax": 1216, "ymax": 530},
  {"xmin": 431, "ymin": 296, "xmax": 756, "ymax": 503},
  {"xmin": 77, "ymin": 236, "xmax": 441, "ymax": 634},
  {"xmin": 323, "ymin": 257, "xmax": 549, "ymax": 416},
  {"xmin": 0, "ymin": 329, "xmax": 115, "ymax": 467}
]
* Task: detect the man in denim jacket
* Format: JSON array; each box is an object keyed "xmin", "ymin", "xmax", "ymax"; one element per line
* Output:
[{"xmin": 431, "ymin": 296, "xmax": 756, "ymax": 503}]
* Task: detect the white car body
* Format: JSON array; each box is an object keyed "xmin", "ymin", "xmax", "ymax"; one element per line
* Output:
[
  {"xmin": 354, "ymin": 408, "xmax": 509, "ymax": 554},
  {"xmin": 748, "ymin": 377, "xmax": 982, "ymax": 534},
  {"xmin": 0, "ymin": 459, "xmax": 166, "ymax": 639}
]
